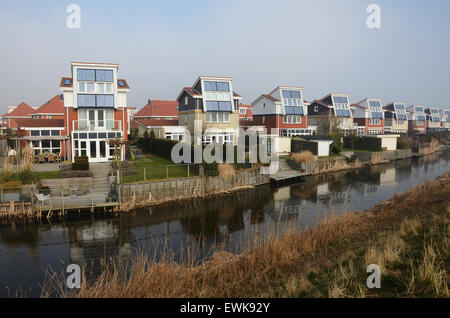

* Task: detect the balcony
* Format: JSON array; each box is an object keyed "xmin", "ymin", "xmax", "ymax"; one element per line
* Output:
[{"xmin": 73, "ymin": 120, "xmax": 122, "ymax": 132}]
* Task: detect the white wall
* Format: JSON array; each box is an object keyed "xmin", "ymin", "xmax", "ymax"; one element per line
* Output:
[{"xmin": 381, "ymin": 137, "xmax": 397, "ymax": 151}]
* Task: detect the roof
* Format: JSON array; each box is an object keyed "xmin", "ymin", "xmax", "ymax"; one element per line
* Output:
[
  {"xmin": 33, "ymin": 95, "xmax": 64, "ymax": 115},
  {"xmin": 297, "ymin": 135, "xmax": 334, "ymax": 142},
  {"xmin": 311, "ymin": 99, "xmax": 332, "ymax": 107},
  {"xmin": 262, "ymin": 94, "xmax": 280, "ymax": 102},
  {"xmin": 14, "ymin": 118, "xmax": 65, "ymax": 128},
  {"xmin": 4, "ymin": 102, "xmax": 35, "ymax": 117},
  {"xmin": 60, "ymin": 77, "xmax": 73, "ymax": 88},
  {"xmin": 134, "ymin": 100, "xmax": 179, "ymax": 118},
  {"xmin": 117, "ymin": 79, "xmax": 130, "ymax": 89},
  {"xmin": 134, "ymin": 118, "xmax": 179, "ymax": 128},
  {"xmin": 183, "ymin": 87, "xmax": 202, "ymax": 97},
  {"xmin": 233, "ymin": 91, "xmax": 242, "ymax": 98}
]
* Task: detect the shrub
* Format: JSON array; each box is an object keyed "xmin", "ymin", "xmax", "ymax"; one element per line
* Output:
[
  {"xmin": 397, "ymin": 136, "xmax": 414, "ymax": 150},
  {"xmin": 72, "ymin": 156, "xmax": 89, "ymax": 170},
  {"xmin": 203, "ymin": 162, "xmax": 218, "ymax": 177},
  {"xmin": 292, "ymin": 151, "xmax": 317, "ymax": 163}
]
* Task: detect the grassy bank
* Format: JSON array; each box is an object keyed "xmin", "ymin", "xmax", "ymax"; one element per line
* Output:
[{"xmin": 43, "ymin": 173, "xmax": 450, "ymax": 298}]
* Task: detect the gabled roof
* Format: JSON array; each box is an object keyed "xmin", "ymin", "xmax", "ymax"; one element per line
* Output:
[
  {"xmin": 261, "ymin": 94, "xmax": 280, "ymax": 102},
  {"xmin": 4, "ymin": 102, "xmax": 34, "ymax": 117},
  {"xmin": 311, "ymin": 99, "xmax": 332, "ymax": 108},
  {"xmin": 134, "ymin": 100, "xmax": 179, "ymax": 118},
  {"xmin": 134, "ymin": 118, "xmax": 179, "ymax": 128},
  {"xmin": 233, "ymin": 91, "xmax": 242, "ymax": 98},
  {"xmin": 14, "ymin": 118, "xmax": 65, "ymax": 128},
  {"xmin": 33, "ymin": 95, "xmax": 65, "ymax": 115},
  {"xmin": 183, "ymin": 87, "xmax": 202, "ymax": 97}
]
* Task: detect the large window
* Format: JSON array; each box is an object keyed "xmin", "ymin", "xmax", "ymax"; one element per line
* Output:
[
  {"xmin": 31, "ymin": 140, "xmax": 61, "ymax": 155},
  {"xmin": 333, "ymin": 96, "xmax": 350, "ymax": 117},
  {"xmin": 205, "ymin": 111, "xmax": 230, "ymax": 123},
  {"xmin": 394, "ymin": 104, "xmax": 407, "ymax": 120},
  {"xmin": 202, "ymin": 132, "xmax": 234, "ymax": 145},
  {"xmin": 78, "ymin": 94, "xmax": 114, "ymax": 107},
  {"xmin": 280, "ymin": 129, "xmax": 313, "ymax": 137}
]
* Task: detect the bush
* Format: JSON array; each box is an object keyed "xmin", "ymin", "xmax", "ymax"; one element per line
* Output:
[
  {"xmin": 203, "ymin": 161, "xmax": 218, "ymax": 177},
  {"xmin": 397, "ymin": 136, "xmax": 414, "ymax": 150},
  {"xmin": 72, "ymin": 156, "xmax": 89, "ymax": 170}
]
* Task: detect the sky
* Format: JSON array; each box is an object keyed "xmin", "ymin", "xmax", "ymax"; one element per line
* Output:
[{"xmin": 0, "ymin": 0, "xmax": 449, "ymax": 112}]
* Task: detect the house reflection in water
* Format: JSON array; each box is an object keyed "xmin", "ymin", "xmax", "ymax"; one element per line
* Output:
[{"xmin": 68, "ymin": 219, "xmax": 132, "ymax": 276}]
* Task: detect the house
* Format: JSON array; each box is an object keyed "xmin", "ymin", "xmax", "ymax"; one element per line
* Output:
[
  {"xmin": 15, "ymin": 118, "xmax": 69, "ymax": 159},
  {"xmin": 291, "ymin": 135, "xmax": 335, "ymax": 157},
  {"xmin": 134, "ymin": 118, "xmax": 186, "ymax": 142},
  {"xmin": 251, "ymin": 86, "xmax": 312, "ymax": 137},
  {"xmin": 134, "ymin": 100, "xmax": 179, "ymax": 121},
  {"xmin": 308, "ymin": 93, "xmax": 355, "ymax": 135},
  {"xmin": 31, "ymin": 95, "xmax": 65, "ymax": 119},
  {"xmin": 176, "ymin": 76, "xmax": 241, "ymax": 145},
  {"xmin": 440, "ymin": 109, "xmax": 450, "ymax": 131},
  {"xmin": 3, "ymin": 102, "xmax": 35, "ymax": 130},
  {"xmin": 425, "ymin": 107, "xmax": 442, "ymax": 132},
  {"xmin": 407, "ymin": 105, "xmax": 426, "ymax": 134},
  {"xmin": 60, "ymin": 61, "xmax": 130, "ymax": 162},
  {"xmin": 239, "ymin": 104, "xmax": 253, "ymax": 121},
  {"xmin": 383, "ymin": 102, "xmax": 408, "ymax": 134},
  {"xmin": 351, "ymin": 98, "xmax": 385, "ymax": 135}
]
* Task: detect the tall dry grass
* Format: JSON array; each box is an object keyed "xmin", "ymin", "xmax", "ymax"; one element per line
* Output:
[
  {"xmin": 218, "ymin": 163, "xmax": 235, "ymax": 180},
  {"xmin": 292, "ymin": 151, "xmax": 316, "ymax": 164},
  {"xmin": 42, "ymin": 172, "xmax": 450, "ymax": 298}
]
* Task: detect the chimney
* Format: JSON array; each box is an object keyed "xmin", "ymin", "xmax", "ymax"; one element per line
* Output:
[{"xmin": 148, "ymin": 99, "xmax": 152, "ymax": 105}]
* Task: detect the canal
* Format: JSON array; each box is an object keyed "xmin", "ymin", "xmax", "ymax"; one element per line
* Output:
[{"xmin": 0, "ymin": 151, "xmax": 449, "ymax": 297}]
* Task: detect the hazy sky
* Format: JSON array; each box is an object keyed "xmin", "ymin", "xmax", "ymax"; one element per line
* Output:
[{"xmin": 1, "ymin": 0, "xmax": 449, "ymax": 112}]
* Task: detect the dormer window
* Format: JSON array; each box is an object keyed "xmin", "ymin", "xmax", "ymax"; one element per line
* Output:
[{"xmin": 332, "ymin": 96, "xmax": 351, "ymax": 117}]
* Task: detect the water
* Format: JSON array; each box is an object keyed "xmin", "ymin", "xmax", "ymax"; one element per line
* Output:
[{"xmin": 0, "ymin": 151, "xmax": 449, "ymax": 297}]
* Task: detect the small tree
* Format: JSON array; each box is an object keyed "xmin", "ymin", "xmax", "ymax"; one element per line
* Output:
[{"xmin": 107, "ymin": 138, "xmax": 126, "ymax": 169}]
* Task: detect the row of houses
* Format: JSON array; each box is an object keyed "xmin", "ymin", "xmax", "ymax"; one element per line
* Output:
[{"xmin": 2, "ymin": 61, "xmax": 450, "ymax": 163}]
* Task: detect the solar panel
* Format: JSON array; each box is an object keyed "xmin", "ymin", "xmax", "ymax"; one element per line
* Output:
[
  {"xmin": 417, "ymin": 116, "xmax": 425, "ymax": 121},
  {"xmin": 369, "ymin": 100, "xmax": 381, "ymax": 107},
  {"xmin": 333, "ymin": 96, "xmax": 348, "ymax": 104},
  {"xmin": 335, "ymin": 109, "xmax": 350, "ymax": 117},
  {"xmin": 118, "ymin": 80, "xmax": 125, "ymax": 87},
  {"xmin": 396, "ymin": 114, "xmax": 407, "ymax": 120},
  {"xmin": 371, "ymin": 112, "xmax": 383, "ymax": 119},
  {"xmin": 432, "ymin": 117, "xmax": 440, "ymax": 122},
  {"xmin": 285, "ymin": 106, "xmax": 304, "ymax": 115},
  {"xmin": 64, "ymin": 79, "xmax": 71, "ymax": 85}
]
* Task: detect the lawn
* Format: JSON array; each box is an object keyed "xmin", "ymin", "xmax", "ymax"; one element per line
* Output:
[
  {"xmin": 122, "ymin": 154, "xmax": 198, "ymax": 184},
  {"xmin": 33, "ymin": 171, "xmax": 60, "ymax": 180}
]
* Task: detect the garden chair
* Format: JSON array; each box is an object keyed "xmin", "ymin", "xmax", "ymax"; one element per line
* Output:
[
  {"xmin": 55, "ymin": 153, "xmax": 61, "ymax": 163},
  {"xmin": 38, "ymin": 153, "xmax": 46, "ymax": 164},
  {"xmin": 34, "ymin": 192, "xmax": 52, "ymax": 208},
  {"xmin": 47, "ymin": 153, "xmax": 55, "ymax": 163}
]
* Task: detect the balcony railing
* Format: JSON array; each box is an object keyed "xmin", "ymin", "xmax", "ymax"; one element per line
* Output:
[{"xmin": 73, "ymin": 120, "xmax": 122, "ymax": 132}]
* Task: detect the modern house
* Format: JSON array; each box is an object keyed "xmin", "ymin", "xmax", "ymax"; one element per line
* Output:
[
  {"xmin": 407, "ymin": 105, "xmax": 427, "ymax": 134},
  {"xmin": 176, "ymin": 76, "xmax": 241, "ymax": 145},
  {"xmin": 383, "ymin": 102, "xmax": 408, "ymax": 134},
  {"xmin": 251, "ymin": 86, "xmax": 311, "ymax": 137},
  {"xmin": 308, "ymin": 93, "xmax": 355, "ymax": 135},
  {"xmin": 60, "ymin": 61, "xmax": 130, "ymax": 162},
  {"xmin": 3, "ymin": 102, "xmax": 35, "ymax": 130},
  {"xmin": 351, "ymin": 98, "xmax": 384, "ymax": 135},
  {"xmin": 425, "ymin": 107, "xmax": 442, "ymax": 132}
]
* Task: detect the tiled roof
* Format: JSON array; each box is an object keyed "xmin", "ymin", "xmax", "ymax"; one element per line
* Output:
[
  {"xmin": 60, "ymin": 77, "xmax": 73, "ymax": 88},
  {"xmin": 14, "ymin": 118, "xmax": 65, "ymax": 128},
  {"xmin": 4, "ymin": 102, "xmax": 34, "ymax": 117},
  {"xmin": 117, "ymin": 79, "xmax": 130, "ymax": 89},
  {"xmin": 33, "ymin": 95, "xmax": 64, "ymax": 115},
  {"xmin": 134, "ymin": 118, "xmax": 179, "ymax": 128},
  {"xmin": 134, "ymin": 100, "xmax": 179, "ymax": 118}
]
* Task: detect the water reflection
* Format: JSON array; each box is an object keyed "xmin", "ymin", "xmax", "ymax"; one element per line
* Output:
[{"xmin": 0, "ymin": 150, "xmax": 449, "ymax": 297}]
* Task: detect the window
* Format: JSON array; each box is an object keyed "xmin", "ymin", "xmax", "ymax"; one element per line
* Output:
[
  {"xmin": 204, "ymin": 81, "xmax": 229, "ymax": 92},
  {"xmin": 202, "ymin": 132, "xmax": 234, "ymax": 145},
  {"xmin": 78, "ymin": 94, "xmax": 114, "ymax": 107},
  {"xmin": 239, "ymin": 108, "xmax": 246, "ymax": 114},
  {"xmin": 205, "ymin": 111, "xmax": 229, "ymax": 123},
  {"xmin": 31, "ymin": 140, "xmax": 60, "ymax": 154},
  {"xmin": 282, "ymin": 90, "xmax": 302, "ymax": 108},
  {"xmin": 95, "ymin": 70, "xmax": 113, "ymax": 82},
  {"xmin": 30, "ymin": 130, "xmax": 40, "ymax": 136},
  {"xmin": 185, "ymin": 96, "xmax": 188, "ymax": 106},
  {"xmin": 283, "ymin": 115, "xmax": 302, "ymax": 124},
  {"xmin": 314, "ymin": 106, "xmax": 319, "ymax": 112},
  {"xmin": 369, "ymin": 119, "xmax": 381, "ymax": 125},
  {"xmin": 77, "ymin": 69, "xmax": 95, "ymax": 81}
]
